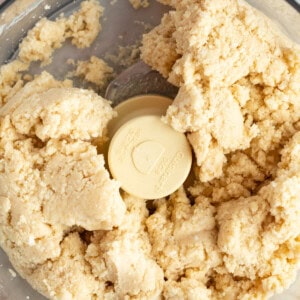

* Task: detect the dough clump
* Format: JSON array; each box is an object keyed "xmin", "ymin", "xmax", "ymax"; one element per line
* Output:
[
  {"xmin": 0, "ymin": 72, "xmax": 163, "ymax": 298},
  {"xmin": 0, "ymin": 68, "xmax": 126, "ymax": 255},
  {"xmin": 141, "ymin": 0, "xmax": 300, "ymax": 182}
]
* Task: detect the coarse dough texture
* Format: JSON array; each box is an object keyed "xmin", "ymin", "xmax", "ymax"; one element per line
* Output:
[
  {"xmin": 0, "ymin": 70, "xmax": 127, "ymax": 253},
  {"xmin": 0, "ymin": 0, "xmax": 300, "ymax": 299},
  {"xmin": 0, "ymin": 2, "xmax": 164, "ymax": 298},
  {"xmin": 141, "ymin": 0, "xmax": 300, "ymax": 298},
  {"xmin": 0, "ymin": 0, "xmax": 104, "ymax": 107},
  {"xmin": 147, "ymin": 134, "xmax": 300, "ymax": 299},
  {"xmin": 18, "ymin": 0, "xmax": 103, "ymax": 65},
  {"xmin": 141, "ymin": 0, "xmax": 300, "ymax": 182}
]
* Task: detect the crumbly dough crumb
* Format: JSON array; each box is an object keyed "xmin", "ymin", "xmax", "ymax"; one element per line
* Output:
[
  {"xmin": 18, "ymin": 0, "xmax": 103, "ymax": 65},
  {"xmin": 129, "ymin": 0, "xmax": 150, "ymax": 9},
  {"xmin": 74, "ymin": 56, "xmax": 113, "ymax": 87},
  {"xmin": 18, "ymin": 18, "xmax": 66, "ymax": 65},
  {"xmin": 141, "ymin": 13, "xmax": 179, "ymax": 78},
  {"xmin": 64, "ymin": 0, "xmax": 104, "ymax": 48},
  {"xmin": 105, "ymin": 43, "xmax": 141, "ymax": 68},
  {"xmin": 0, "ymin": 60, "xmax": 29, "ymax": 106}
]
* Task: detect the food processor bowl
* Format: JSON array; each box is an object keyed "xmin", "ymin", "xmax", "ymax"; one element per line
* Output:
[{"xmin": 0, "ymin": 0, "xmax": 299, "ymax": 299}]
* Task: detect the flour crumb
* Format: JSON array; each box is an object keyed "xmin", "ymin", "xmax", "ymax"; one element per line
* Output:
[
  {"xmin": 74, "ymin": 56, "xmax": 113, "ymax": 87},
  {"xmin": 105, "ymin": 43, "xmax": 141, "ymax": 68},
  {"xmin": 129, "ymin": 0, "xmax": 149, "ymax": 9},
  {"xmin": 66, "ymin": 58, "xmax": 75, "ymax": 66},
  {"xmin": 8, "ymin": 268, "xmax": 16, "ymax": 278},
  {"xmin": 28, "ymin": 235, "xmax": 35, "ymax": 246},
  {"xmin": 134, "ymin": 20, "xmax": 152, "ymax": 31}
]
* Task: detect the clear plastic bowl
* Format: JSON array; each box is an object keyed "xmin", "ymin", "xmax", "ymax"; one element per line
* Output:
[{"xmin": 0, "ymin": 0, "xmax": 299, "ymax": 299}]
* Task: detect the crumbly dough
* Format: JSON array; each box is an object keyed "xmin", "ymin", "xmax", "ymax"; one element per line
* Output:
[
  {"xmin": 64, "ymin": 0, "xmax": 104, "ymax": 49},
  {"xmin": 0, "ymin": 59, "xmax": 29, "ymax": 106},
  {"xmin": 147, "ymin": 132, "xmax": 300, "ymax": 299},
  {"xmin": 141, "ymin": 0, "xmax": 300, "ymax": 298},
  {"xmin": 18, "ymin": 0, "xmax": 103, "ymax": 65},
  {"xmin": 74, "ymin": 56, "xmax": 113, "ymax": 87},
  {"xmin": 0, "ymin": 0, "xmax": 300, "ymax": 299},
  {"xmin": 26, "ymin": 194, "xmax": 163, "ymax": 299},
  {"xmin": 141, "ymin": 0, "xmax": 300, "ymax": 182},
  {"xmin": 18, "ymin": 18, "xmax": 66, "ymax": 65},
  {"xmin": 1, "ymin": 0, "xmax": 103, "ymax": 102}
]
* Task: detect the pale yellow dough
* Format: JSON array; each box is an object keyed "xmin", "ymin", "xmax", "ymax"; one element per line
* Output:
[
  {"xmin": 142, "ymin": 0, "xmax": 300, "ymax": 298},
  {"xmin": 142, "ymin": 0, "xmax": 300, "ymax": 182},
  {"xmin": 0, "ymin": 0, "xmax": 300, "ymax": 299},
  {"xmin": 18, "ymin": 0, "xmax": 103, "ymax": 65}
]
